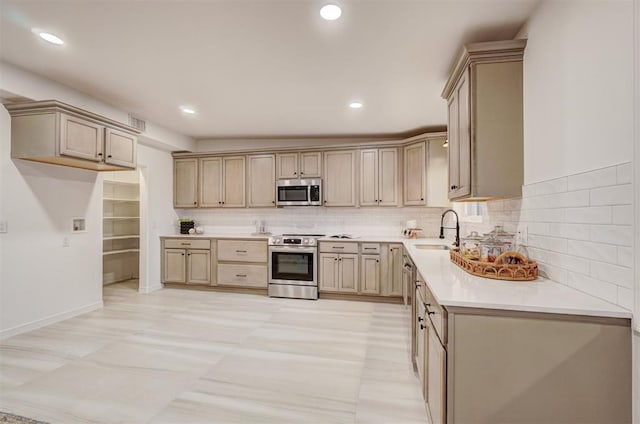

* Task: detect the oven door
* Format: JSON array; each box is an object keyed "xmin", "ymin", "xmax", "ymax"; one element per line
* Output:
[{"xmin": 268, "ymin": 246, "xmax": 317, "ymax": 286}]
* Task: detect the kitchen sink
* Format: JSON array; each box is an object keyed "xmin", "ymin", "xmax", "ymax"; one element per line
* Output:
[{"xmin": 413, "ymin": 244, "xmax": 450, "ymax": 250}]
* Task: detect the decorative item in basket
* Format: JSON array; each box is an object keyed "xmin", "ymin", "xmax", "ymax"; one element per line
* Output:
[{"xmin": 450, "ymin": 248, "xmax": 538, "ymax": 281}]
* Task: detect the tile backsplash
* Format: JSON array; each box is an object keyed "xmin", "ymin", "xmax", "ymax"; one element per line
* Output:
[
  {"xmin": 178, "ymin": 207, "xmax": 449, "ymax": 239},
  {"xmin": 456, "ymin": 162, "xmax": 633, "ymax": 311}
]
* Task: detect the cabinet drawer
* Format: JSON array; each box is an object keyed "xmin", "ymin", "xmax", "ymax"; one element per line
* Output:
[
  {"xmin": 217, "ymin": 240, "xmax": 267, "ymax": 262},
  {"xmin": 164, "ymin": 239, "xmax": 211, "ymax": 249},
  {"xmin": 423, "ymin": 285, "xmax": 446, "ymax": 344},
  {"xmin": 360, "ymin": 243, "xmax": 381, "ymax": 254},
  {"xmin": 319, "ymin": 242, "xmax": 358, "ymax": 254},
  {"xmin": 217, "ymin": 264, "xmax": 267, "ymax": 287}
]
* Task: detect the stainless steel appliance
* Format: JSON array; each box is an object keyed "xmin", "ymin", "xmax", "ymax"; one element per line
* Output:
[
  {"xmin": 268, "ymin": 233, "xmax": 325, "ymax": 299},
  {"xmin": 276, "ymin": 179, "xmax": 322, "ymax": 207}
]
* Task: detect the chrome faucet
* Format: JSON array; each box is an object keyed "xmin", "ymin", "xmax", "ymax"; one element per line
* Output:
[{"xmin": 439, "ymin": 209, "xmax": 460, "ymax": 247}]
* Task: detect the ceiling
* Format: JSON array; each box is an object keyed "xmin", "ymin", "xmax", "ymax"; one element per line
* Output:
[{"xmin": 0, "ymin": 0, "xmax": 539, "ymax": 139}]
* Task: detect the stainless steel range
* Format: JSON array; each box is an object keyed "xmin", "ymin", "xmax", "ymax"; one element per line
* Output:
[{"xmin": 268, "ymin": 234, "xmax": 325, "ymax": 300}]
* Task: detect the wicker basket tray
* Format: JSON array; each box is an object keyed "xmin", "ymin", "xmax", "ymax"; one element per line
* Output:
[{"xmin": 449, "ymin": 249, "xmax": 538, "ymax": 281}]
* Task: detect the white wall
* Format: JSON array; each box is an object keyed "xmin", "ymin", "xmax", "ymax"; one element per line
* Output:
[
  {"xmin": 521, "ymin": 0, "xmax": 633, "ymax": 184},
  {"xmin": 137, "ymin": 144, "xmax": 178, "ymax": 292},
  {"xmin": 0, "ymin": 107, "xmax": 103, "ymax": 337},
  {"xmin": 0, "ymin": 64, "xmax": 183, "ymax": 337}
]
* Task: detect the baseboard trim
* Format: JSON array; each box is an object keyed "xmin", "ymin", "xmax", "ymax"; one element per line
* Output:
[
  {"xmin": 140, "ymin": 283, "xmax": 163, "ymax": 294},
  {"xmin": 0, "ymin": 300, "xmax": 104, "ymax": 340}
]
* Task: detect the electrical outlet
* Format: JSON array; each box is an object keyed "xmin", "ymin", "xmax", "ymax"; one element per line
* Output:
[
  {"xmin": 63, "ymin": 236, "xmax": 70, "ymax": 247},
  {"xmin": 0, "ymin": 220, "xmax": 7, "ymax": 233},
  {"xmin": 517, "ymin": 225, "xmax": 528, "ymax": 245}
]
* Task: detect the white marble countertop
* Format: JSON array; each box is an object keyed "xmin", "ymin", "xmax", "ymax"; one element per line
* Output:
[
  {"xmin": 402, "ymin": 239, "xmax": 632, "ymax": 319},
  {"xmin": 161, "ymin": 233, "xmax": 271, "ymax": 240},
  {"xmin": 158, "ymin": 232, "xmax": 630, "ymax": 319}
]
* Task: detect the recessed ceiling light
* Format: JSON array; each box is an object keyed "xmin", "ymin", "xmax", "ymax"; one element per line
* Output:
[
  {"xmin": 320, "ymin": 4, "xmax": 342, "ymax": 21},
  {"xmin": 180, "ymin": 106, "xmax": 196, "ymax": 115},
  {"xmin": 349, "ymin": 102, "xmax": 363, "ymax": 109},
  {"xmin": 36, "ymin": 31, "xmax": 64, "ymax": 45}
]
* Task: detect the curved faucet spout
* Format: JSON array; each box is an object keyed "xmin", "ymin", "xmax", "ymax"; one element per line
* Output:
[{"xmin": 439, "ymin": 209, "xmax": 460, "ymax": 247}]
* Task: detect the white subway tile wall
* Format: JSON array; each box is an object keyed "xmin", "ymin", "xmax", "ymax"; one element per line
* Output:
[
  {"xmin": 456, "ymin": 162, "xmax": 633, "ymax": 311},
  {"xmin": 177, "ymin": 207, "xmax": 448, "ymax": 239}
]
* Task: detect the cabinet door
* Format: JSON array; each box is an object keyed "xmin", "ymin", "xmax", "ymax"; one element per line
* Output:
[
  {"xmin": 319, "ymin": 253, "xmax": 339, "ymax": 291},
  {"xmin": 247, "ymin": 154, "xmax": 276, "ymax": 207},
  {"xmin": 403, "ymin": 142, "xmax": 426, "ymax": 205},
  {"xmin": 387, "ymin": 244, "xmax": 403, "ymax": 296},
  {"xmin": 276, "ymin": 153, "xmax": 298, "ymax": 179},
  {"xmin": 360, "ymin": 255, "xmax": 380, "ymax": 295},
  {"xmin": 447, "ymin": 93, "xmax": 460, "ymax": 199},
  {"xmin": 359, "ymin": 149, "xmax": 378, "ymax": 206},
  {"xmin": 164, "ymin": 249, "xmax": 186, "ymax": 283},
  {"xmin": 378, "ymin": 148, "xmax": 399, "ymax": 206},
  {"xmin": 427, "ymin": 138, "xmax": 450, "ymax": 207},
  {"xmin": 187, "ymin": 249, "xmax": 211, "ymax": 284},
  {"xmin": 59, "ymin": 113, "xmax": 104, "ymax": 162},
  {"xmin": 324, "ymin": 150, "xmax": 356, "ymax": 207},
  {"xmin": 416, "ymin": 291, "xmax": 427, "ymax": 398},
  {"xmin": 223, "ymin": 156, "xmax": 246, "ymax": 208},
  {"xmin": 427, "ymin": 325, "xmax": 447, "ymax": 424},
  {"xmin": 338, "ymin": 254, "xmax": 359, "ymax": 292},
  {"xmin": 174, "ymin": 159, "xmax": 199, "ymax": 208},
  {"xmin": 299, "ymin": 152, "xmax": 322, "ymax": 178},
  {"xmin": 456, "ymin": 71, "xmax": 472, "ymax": 198},
  {"xmin": 104, "ymin": 128, "xmax": 136, "ymax": 168},
  {"xmin": 199, "ymin": 158, "xmax": 222, "ymax": 207}
]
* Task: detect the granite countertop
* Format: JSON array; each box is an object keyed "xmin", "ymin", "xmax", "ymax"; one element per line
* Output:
[{"xmin": 402, "ymin": 239, "xmax": 632, "ymax": 319}]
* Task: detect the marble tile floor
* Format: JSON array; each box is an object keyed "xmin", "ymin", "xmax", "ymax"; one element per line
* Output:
[{"xmin": 0, "ymin": 282, "xmax": 428, "ymax": 423}]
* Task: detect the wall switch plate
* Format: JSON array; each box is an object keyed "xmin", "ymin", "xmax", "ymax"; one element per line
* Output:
[{"xmin": 0, "ymin": 220, "xmax": 7, "ymax": 233}]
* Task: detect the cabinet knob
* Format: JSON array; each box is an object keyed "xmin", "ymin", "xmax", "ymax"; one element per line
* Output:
[
  {"xmin": 181, "ymin": 253, "xmax": 185, "ymax": 256},
  {"xmin": 421, "ymin": 198, "xmax": 424, "ymax": 201},
  {"xmin": 420, "ymin": 323, "xmax": 425, "ymax": 330},
  {"xmin": 334, "ymin": 258, "xmax": 337, "ymax": 261},
  {"xmin": 324, "ymin": 200, "xmax": 327, "ymax": 203},
  {"xmin": 300, "ymin": 172, "xmax": 304, "ymax": 175},
  {"xmin": 428, "ymin": 311, "xmax": 436, "ymax": 316},
  {"xmin": 107, "ymin": 155, "xmax": 112, "ymax": 158},
  {"xmin": 294, "ymin": 172, "xmax": 297, "ymax": 175},
  {"xmin": 187, "ymin": 253, "xmax": 191, "ymax": 256},
  {"xmin": 376, "ymin": 259, "xmax": 379, "ymax": 263},
  {"xmin": 418, "ymin": 316, "xmax": 424, "ymax": 322},
  {"xmin": 193, "ymin": 202, "xmax": 197, "ymax": 205}
]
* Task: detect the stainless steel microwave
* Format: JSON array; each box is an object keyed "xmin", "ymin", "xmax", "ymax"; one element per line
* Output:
[{"xmin": 276, "ymin": 179, "xmax": 322, "ymax": 207}]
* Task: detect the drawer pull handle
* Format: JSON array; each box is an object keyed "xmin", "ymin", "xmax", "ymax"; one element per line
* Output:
[
  {"xmin": 236, "ymin": 250, "xmax": 247, "ymax": 253},
  {"xmin": 418, "ymin": 317, "xmax": 424, "ymax": 322},
  {"xmin": 332, "ymin": 246, "xmax": 344, "ymax": 249},
  {"xmin": 235, "ymin": 274, "xmax": 247, "ymax": 278},
  {"xmin": 364, "ymin": 247, "xmax": 376, "ymax": 250},
  {"xmin": 428, "ymin": 311, "xmax": 435, "ymax": 316},
  {"xmin": 181, "ymin": 243, "xmax": 191, "ymax": 246}
]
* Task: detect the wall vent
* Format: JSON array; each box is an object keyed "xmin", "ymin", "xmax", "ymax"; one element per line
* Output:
[{"xmin": 128, "ymin": 114, "xmax": 146, "ymax": 132}]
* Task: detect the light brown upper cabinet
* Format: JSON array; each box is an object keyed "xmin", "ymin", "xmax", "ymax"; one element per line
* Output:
[
  {"xmin": 174, "ymin": 158, "xmax": 198, "ymax": 208},
  {"xmin": 276, "ymin": 151, "xmax": 322, "ymax": 179},
  {"xmin": 323, "ymin": 150, "xmax": 356, "ymax": 207},
  {"xmin": 247, "ymin": 154, "xmax": 276, "ymax": 207},
  {"xmin": 360, "ymin": 148, "xmax": 399, "ymax": 207},
  {"xmin": 404, "ymin": 141, "xmax": 426, "ymax": 206},
  {"xmin": 426, "ymin": 137, "xmax": 451, "ymax": 208},
  {"xmin": 6, "ymin": 100, "xmax": 139, "ymax": 171},
  {"xmin": 442, "ymin": 39, "xmax": 526, "ymax": 201},
  {"xmin": 199, "ymin": 156, "xmax": 246, "ymax": 208}
]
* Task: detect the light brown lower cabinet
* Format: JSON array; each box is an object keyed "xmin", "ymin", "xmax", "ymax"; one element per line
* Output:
[
  {"xmin": 412, "ymin": 273, "xmax": 632, "ymax": 424},
  {"xmin": 162, "ymin": 239, "xmax": 212, "ymax": 284},
  {"xmin": 216, "ymin": 239, "xmax": 268, "ymax": 288},
  {"xmin": 318, "ymin": 253, "xmax": 359, "ymax": 293},
  {"xmin": 360, "ymin": 255, "xmax": 380, "ymax": 295}
]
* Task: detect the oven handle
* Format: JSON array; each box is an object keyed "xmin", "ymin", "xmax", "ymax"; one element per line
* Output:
[{"xmin": 269, "ymin": 246, "xmax": 317, "ymax": 254}]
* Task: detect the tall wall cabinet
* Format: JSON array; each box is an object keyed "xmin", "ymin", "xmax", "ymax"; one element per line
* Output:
[
  {"xmin": 442, "ymin": 39, "xmax": 526, "ymax": 201},
  {"xmin": 103, "ymin": 170, "xmax": 140, "ymax": 285}
]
